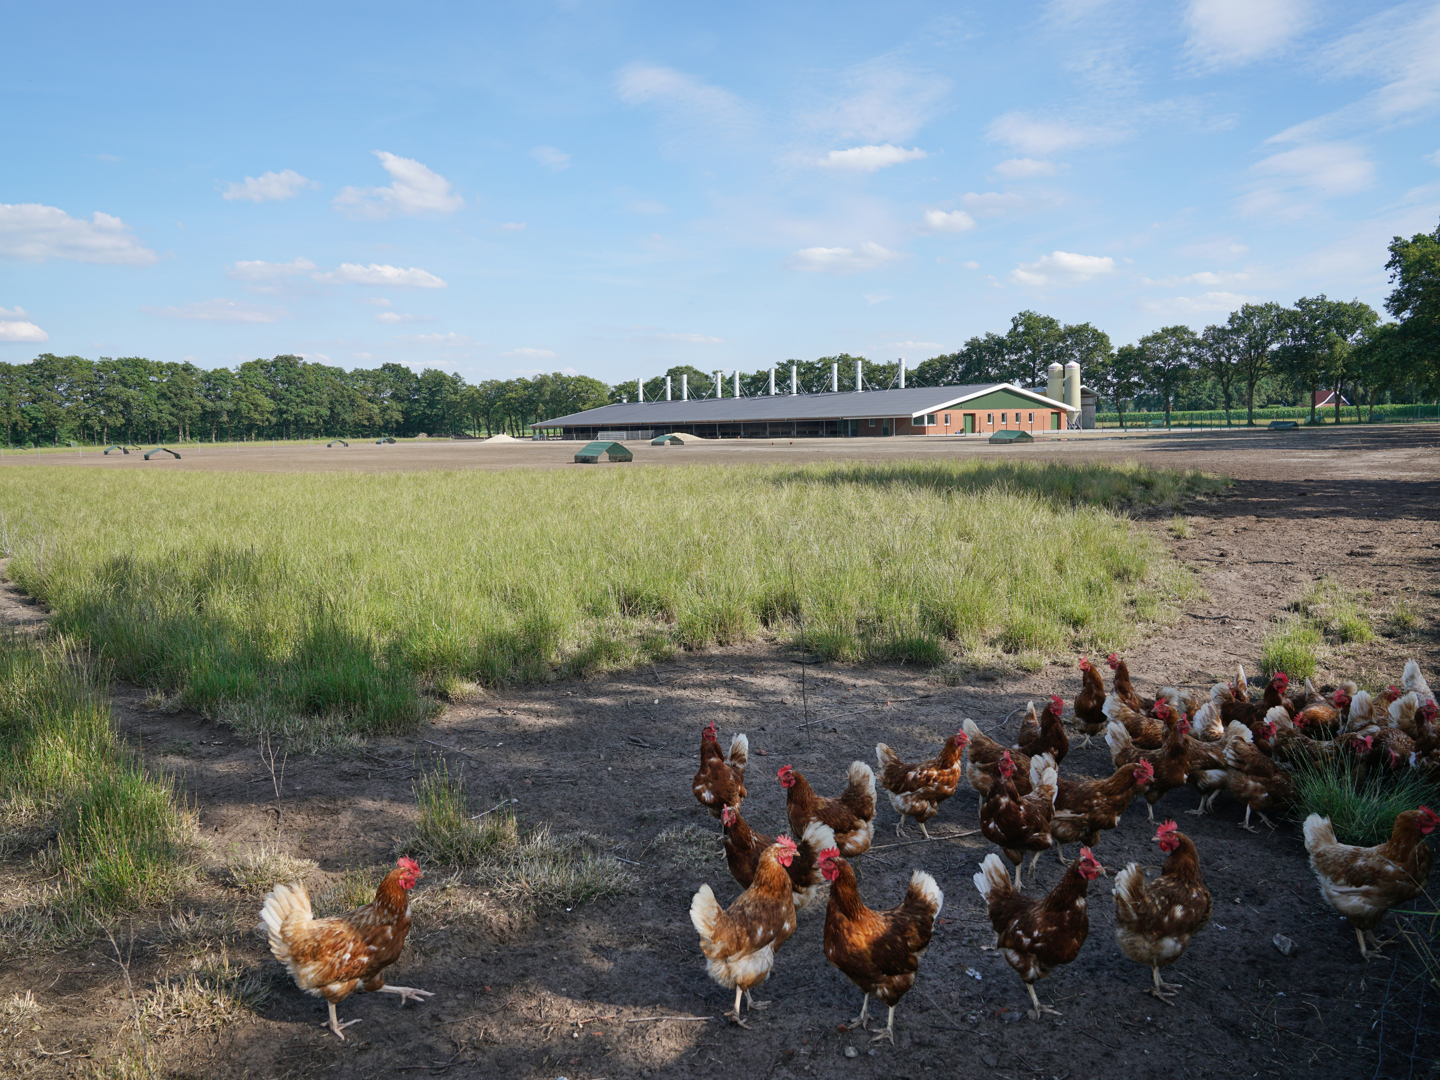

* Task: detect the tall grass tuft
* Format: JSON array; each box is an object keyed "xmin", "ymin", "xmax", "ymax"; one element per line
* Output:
[
  {"xmin": 1261, "ymin": 617, "xmax": 1323, "ymax": 680},
  {"xmin": 1293, "ymin": 576, "xmax": 1375, "ymax": 645},
  {"xmin": 2, "ymin": 460, "xmax": 1218, "ymax": 735},
  {"xmin": 1291, "ymin": 755, "xmax": 1439, "ymax": 847},
  {"xmin": 0, "ymin": 638, "xmax": 193, "ymax": 936}
]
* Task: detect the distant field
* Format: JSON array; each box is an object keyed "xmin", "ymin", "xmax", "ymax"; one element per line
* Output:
[{"xmin": 0, "ymin": 459, "xmax": 1216, "ymax": 737}]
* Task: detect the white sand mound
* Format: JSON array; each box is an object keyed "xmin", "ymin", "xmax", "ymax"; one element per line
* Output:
[{"xmin": 484, "ymin": 434, "xmax": 521, "ymax": 443}]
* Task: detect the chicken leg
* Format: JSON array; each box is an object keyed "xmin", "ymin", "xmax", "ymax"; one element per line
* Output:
[
  {"xmin": 325, "ymin": 1001, "xmax": 362, "ymax": 1040},
  {"xmin": 375, "ymin": 984, "xmax": 434, "ymax": 1007},
  {"xmin": 726, "ymin": 985, "xmax": 749, "ymax": 1028},
  {"xmin": 1147, "ymin": 964, "xmax": 1182, "ymax": 1004},
  {"xmin": 849, "ymin": 992, "xmax": 871, "ymax": 1031},
  {"xmin": 870, "ymin": 1004, "xmax": 897, "ymax": 1045},
  {"xmin": 1025, "ymin": 983, "xmax": 1060, "ymax": 1019}
]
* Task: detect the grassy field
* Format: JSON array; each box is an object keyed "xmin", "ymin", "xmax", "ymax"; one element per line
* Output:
[
  {"xmin": 0, "ymin": 638, "xmax": 194, "ymax": 943},
  {"xmin": 0, "ymin": 459, "xmax": 1220, "ymax": 738}
]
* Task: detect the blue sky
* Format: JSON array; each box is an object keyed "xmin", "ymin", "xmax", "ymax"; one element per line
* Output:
[{"xmin": 3, "ymin": 1, "xmax": 1438, "ymax": 384}]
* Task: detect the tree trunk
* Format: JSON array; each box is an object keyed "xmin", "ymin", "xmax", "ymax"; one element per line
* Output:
[{"xmin": 1246, "ymin": 380, "xmax": 1256, "ymax": 426}]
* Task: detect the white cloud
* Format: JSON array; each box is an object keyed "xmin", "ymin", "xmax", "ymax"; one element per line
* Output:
[
  {"xmin": 225, "ymin": 257, "xmax": 316, "ymax": 281},
  {"xmin": 962, "ymin": 260, "xmax": 981, "ymax": 269},
  {"xmin": 806, "ymin": 60, "xmax": 950, "ymax": 142},
  {"xmin": 1137, "ymin": 290, "xmax": 1260, "ymax": 314},
  {"xmin": 817, "ymin": 144, "xmax": 927, "ymax": 171},
  {"xmin": 788, "ymin": 242, "xmax": 904, "ymax": 273},
  {"xmin": 362, "ymin": 297, "xmax": 392, "ymax": 307},
  {"xmin": 616, "ymin": 65, "xmax": 750, "ymax": 131},
  {"xmin": 498, "ymin": 221, "xmax": 526, "ymax": 231},
  {"xmin": 887, "ymin": 340, "xmax": 941, "ymax": 350},
  {"xmin": 1184, "ymin": 0, "xmax": 1309, "ymax": 69},
  {"xmin": 334, "ymin": 151, "xmax": 464, "ymax": 219},
  {"xmin": 375, "ymin": 311, "xmax": 434, "ymax": 324},
  {"xmin": 1140, "ymin": 270, "xmax": 1249, "ymax": 287},
  {"xmin": 396, "ymin": 332, "xmax": 475, "ymax": 347},
  {"xmin": 221, "ymin": 169, "xmax": 318, "ymax": 202},
  {"xmin": 863, "ymin": 292, "xmax": 891, "ymax": 304},
  {"xmin": 1428, "ymin": 148, "xmax": 1440, "ymax": 166},
  {"xmin": 1009, "ymin": 250, "xmax": 1116, "ymax": 286},
  {"xmin": 144, "ymin": 298, "xmax": 286, "ymax": 323},
  {"xmin": 501, "ymin": 347, "xmax": 557, "ymax": 359},
  {"xmin": 1320, "ymin": 4, "xmax": 1440, "ymax": 123},
  {"xmin": 987, "ymin": 112, "xmax": 1125, "ymax": 155},
  {"xmin": 922, "ymin": 209, "xmax": 976, "ymax": 233},
  {"xmin": 651, "ymin": 332, "xmax": 723, "ymax": 344},
  {"xmin": 530, "ymin": 146, "xmax": 571, "ymax": 171},
  {"xmin": 0, "ymin": 203, "xmax": 157, "ymax": 265},
  {"xmin": 0, "ymin": 306, "xmax": 47, "ymax": 343},
  {"xmin": 993, "ymin": 158, "xmax": 1060, "ymax": 178},
  {"xmin": 960, "ymin": 191, "xmax": 1033, "ymax": 218},
  {"xmin": 1241, "ymin": 142, "xmax": 1375, "ymax": 217},
  {"xmin": 1176, "ymin": 239, "xmax": 1250, "ymax": 260},
  {"xmin": 312, "ymin": 263, "xmax": 448, "ymax": 288}
]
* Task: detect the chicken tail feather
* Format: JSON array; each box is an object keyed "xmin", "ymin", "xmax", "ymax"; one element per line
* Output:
[
  {"xmin": 690, "ymin": 884, "xmax": 721, "ymax": 942},
  {"xmin": 1302, "ymin": 813, "xmax": 1336, "ymax": 854},
  {"xmin": 875, "ymin": 743, "xmax": 901, "ymax": 771},
  {"xmin": 1113, "ymin": 861, "xmax": 1147, "ymax": 924},
  {"xmin": 847, "ymin": 760, "xmax": 876, "ymax": 801},
  {"xmin": 973, "ymin": 853, "xmax": 1013, "ymax": 903},
  {"xmin": 726, "ymin": 734, "xmax": 749, "ymax": 770},
  {"xmin": 258, "ymin": 881, "xmax": 313, "ymax": 963},
  {"xmin": 1105, "ymin": 720, "xmax": 1133, "ymax": 765},
  {"xmin": 907, "ymin": 869, "xmax": 944, "ymax": 918}
]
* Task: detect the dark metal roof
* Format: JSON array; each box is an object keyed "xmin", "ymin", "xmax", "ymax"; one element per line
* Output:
[{"xmin": 530, "ymin": 383, "xmax": 1076, "ymax": 429}]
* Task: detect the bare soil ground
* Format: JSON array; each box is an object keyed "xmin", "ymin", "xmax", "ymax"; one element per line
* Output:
[{"xmin": 1, "ymin": 425, "xmax": 1437, "ymax": 1080}]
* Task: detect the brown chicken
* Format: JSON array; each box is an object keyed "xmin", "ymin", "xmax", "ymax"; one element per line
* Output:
[
  {"xmin": 1016, "ymin": 696, "xmax": 1070, "ymax": 765},
  {"xmin": 693, "ymin": 723, "xmax": 749, "ymax": 819},
  {"xmin": 259, "ymin": 857, "xmax": 432, "ymax": 1040},
  {"xmin": 1049, "ymin": 759, "xmax": 1153, "ymax": 863},
  {"xmin": 720, "ymin": 808, "xmax": 835, "ymax": 911},
  {"xmin": 1113, "ymin": 821, "xmax": 1212, "ymax": 1002},
  {"xmin": 818, "ymin": 848, "xmax": 943, "ymax": 1044},
  {"xmin": 1305, "ymin": 806, "xmax": 1439, "ymax": 960},
  {"xmin": 1074, "ymin": 656, "xmax": 1109, "ymax": 745},
  {"xmin": 1215, "ymin": 672, "xmax": 1290, "ymax": 728},
  {"xmin": 1105, "ymin": 713, "xmax": 1190, "ymax": 823},
  {"xmin": 963, "ymin": 718, "xmax": 1044, "ymax": 805},
  {"xmin": 778, "ymin": 762, "xmax": 877, "ymax": 857},
  {"xmin": 980, "ymin": 752, "xmax": 1057, "ymax": 888},
  {"xmin": 876, "ymin": 730, "xmax": 968, "ymax": 838},
  {"xmin": 1222, "ymin": 721, "xmax": 1294, "ymax": 831},
  {"xmin": 1104, "ymin": 693, "xmax": 1176, "ymax": 750},
  {"xmin": 974, "ymin": 847, "xmax": 1105, "ymax": 1019},
  {"xmin": 1108, "ymin": 653, "xmax": 1144, "ymax": 712},
  {"xmin": 691, "ymin": 836, "xmax": 799, "ymax": 1026}
]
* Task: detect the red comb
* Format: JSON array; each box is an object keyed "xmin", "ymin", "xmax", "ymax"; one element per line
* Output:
[{"xmin": 1156, "ymin": 820, "xmax": 1178, "ymax": 837}]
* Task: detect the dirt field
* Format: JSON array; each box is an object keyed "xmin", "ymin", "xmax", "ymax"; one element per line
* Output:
[{"xmin": 1, "ymin": 425, "xmax": 1437, "ymax": 1080}]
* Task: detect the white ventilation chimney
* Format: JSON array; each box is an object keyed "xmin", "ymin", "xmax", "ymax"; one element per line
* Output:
[
  {"xmin": 854, "ymin": 359, "xmax": 863, "ymax": 392},
  {"xmin": 637, "ymin": 377, "xmax": 643, "ymax": 403},
  {"xmin": 665, "ymin": 375, "xmax": 672, "ymax": 401},
  {"xmin": 733, "ymin": 370, "xmax": 740, "ymax": 398},
  {"xmin": 830, "ymin": 362, "xmax": 839, "ymax": 393},
  {"xmin": 790, "ymin": 364, "xmax": 797, "ymax": 395},
  {"xmin": 714, "ymin": 371, "xmax": 722, "ymax": 398},
  {"xmin": 682, "ymin": 373, "xmax": 689, "ymax": 400},
  {"xmin": 768, "ymin": 367, "xmax": 775, "ymax": 395},
  {"xmin": 899, "ymin": 359, "xmax": 906, "ymax": 389}
]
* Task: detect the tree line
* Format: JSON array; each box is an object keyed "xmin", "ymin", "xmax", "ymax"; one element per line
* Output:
[{"xmin": 4, "ymin": 219, "xmax": 1437, "ymax": 446}]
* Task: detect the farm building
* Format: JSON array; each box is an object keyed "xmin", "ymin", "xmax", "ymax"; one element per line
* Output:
[{"xmin": 530, "ymin": 378, "xmax": 1080, "ymax": 441}]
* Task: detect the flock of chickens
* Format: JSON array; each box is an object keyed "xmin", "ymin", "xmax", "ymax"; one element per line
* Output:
[
  {"xmin": 688, "ymin": 654, "xmax": 1440, "ymax": 1038},
  {"xmin": 246, "ymin": 653, "xmax": 1438, "ymax": 1044}
]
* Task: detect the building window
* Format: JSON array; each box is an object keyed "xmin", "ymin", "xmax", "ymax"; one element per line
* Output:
[
  {"xmin": 1028, "ymin": 412, "xmax": 1034, "ymax": 422},
  {"xmin": 1001, "ymin": 412, "xmax": 1007, "ymax": 424},
  {"xmin": 987, "ymin": 413, "xmax": 993, "ymax": 425},
  {"xmin": 944, "ymin": 413, "xmax": 951, "ymax": 425},
  {"xmin": 869, "ymin": 418, "xmax": 876, "ymax": 427},
  {"xmin": 924, "ymin": 413, "xmax": 937, "ymax": 426}
]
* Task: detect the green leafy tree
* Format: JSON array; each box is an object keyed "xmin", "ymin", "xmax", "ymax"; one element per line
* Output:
[
  {"xmin": 1224, "ymin": 303, "xmax": 1284, "ymax": 426},
  {"xmin": 1384, "ymin": 218, "xmax": 1440, "ymax": 396},
  {"xmin": 1136, "ymin": 325, "xmax": 1199, "ymax": 428},
  {"xmin": 1280, "ymin": 296, "xmax": 1379, "ymax": 424},
  {"xmin": 1199, "ymin": 324, "xmax": 1241, "ymax": 425},
  {"xmin": 1094, "ymin": 345, "xmax": 1146, "ymax": 429}
]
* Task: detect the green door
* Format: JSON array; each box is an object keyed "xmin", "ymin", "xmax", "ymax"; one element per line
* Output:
[
  {"xmin": 963, "ymin": 414, "xmax": 974, "ymax": 434},
  {"xmin": 1050, "ymin": 411, "xmax": 1061, "ymax": 430}
]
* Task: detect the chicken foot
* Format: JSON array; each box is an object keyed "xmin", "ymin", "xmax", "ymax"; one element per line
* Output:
[
  {"xmin": 1356, "ymin": 927, "xmax": 1397, "ymax": 961},
  {"xmin": 1239, "ymin": 806, "xmax": 1277, "ymax": 833},
  {"xmin": 726, "ymin": 985, "xmax": 751, "ymax": 1028},
  {"xmin": 1147, "ymin": 965, "xmax": 1182, "ymax": 1004},
  {"xmin": 375, "ymin": 984, "xmax": 434, "ymax": 1007},
  {"xmin": 744, "ymin": 989, "xmax": 771, "ymax": 1010},
  {"xmin": 325, "ymin": 1001, "xmax": 362, "ymax": 1041},
  {"xmin": 1025, "ymin": 983, "xmax": 1061, "ymax": 1020},
  {"xmin": 849, "ymin": 992, "xmax": 871, "ymax": 1031},
  {"xmin": 870, "ymin": 1005, "xmax": 897, "ymax": 1045}
]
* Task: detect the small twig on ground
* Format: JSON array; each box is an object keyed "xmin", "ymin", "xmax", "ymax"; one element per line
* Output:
[
  {"xmin": 625, "ymin": 1015, "xmax": 711, "ymax": 1023},
  {"xmin": 470, "ymin": 798, "xmax": 517, "ymax": 821},
  {"xmin": 258, "ymin": 731, "xmax": 287, "ymax": 801},
  {"xmin": 101, "ymin": 923, "xmax": 155, "ymax": 1077},
  {"xmin": 871, "ymin": 830, "xmax": 979, "ymax": 850},
  {"xmin": 419, "ymin": 739, "xmax": 482, "ymax": 763}
]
